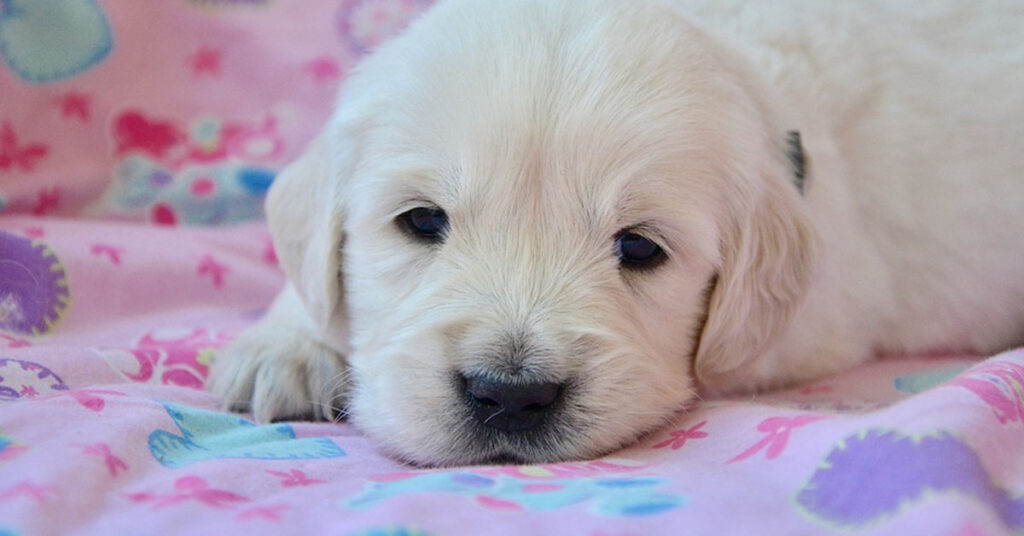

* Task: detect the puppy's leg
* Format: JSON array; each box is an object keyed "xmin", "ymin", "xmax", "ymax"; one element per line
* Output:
[{"xmin": 209, "ymin": 284, "xmax": 348, "ymax": 422}]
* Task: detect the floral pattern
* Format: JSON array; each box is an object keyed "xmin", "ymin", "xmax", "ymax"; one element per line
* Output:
[{"xmin": 0, "ymin": 1, "xmax": 1021, "ymax": 534}]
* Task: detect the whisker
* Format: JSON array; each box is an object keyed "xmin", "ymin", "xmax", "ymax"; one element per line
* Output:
[
  {"xmin": 309, "ymin": 399, "xmax": 349, "ymax": 421},
  {"xmin": 482, "ymin": 408, "xmax": 506, "ymax": 426}
]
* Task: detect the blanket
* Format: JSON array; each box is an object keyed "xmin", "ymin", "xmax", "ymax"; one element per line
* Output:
[{"xmin": 1, "ymin": 2, "xmax": 1022, "ymax": 535}]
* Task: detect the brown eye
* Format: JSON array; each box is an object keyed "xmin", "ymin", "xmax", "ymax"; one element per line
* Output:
[
  {"xmin": 615, "ymin": 231, "xmax": 666, "ymax": 270},
  {"xmin": 398, "ymin": 207, "xmax": 449, "ymax": 243}
]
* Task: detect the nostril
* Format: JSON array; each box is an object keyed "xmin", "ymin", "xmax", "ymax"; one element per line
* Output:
[
  {"xmin": 461, "ymin": 374, "xmax": 563, "ymax": 432},
  {"xmin": 471, "ymin": 393, "xmax": 500, "ymax": 409},
  {"xmin": 518, "ymin": 382, "xmax": 561, "ymax": 412}
]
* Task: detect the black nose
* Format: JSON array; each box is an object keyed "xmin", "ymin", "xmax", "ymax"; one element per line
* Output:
[{"xmin": 462, "ymin": 374, "xmax": 562, "ymax": 432}]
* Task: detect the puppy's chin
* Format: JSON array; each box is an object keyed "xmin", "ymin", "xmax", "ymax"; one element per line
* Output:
[
  {"xmin": 359, "ymin": 415, "xmax": 610, "ymax": 468},
  {"xmin": 371, "ymin": 409, "xmax": 687, "ymax": 468},
  {"xmin": 345, "ymin": 349, "xmax": 697, "ymax": 467}
]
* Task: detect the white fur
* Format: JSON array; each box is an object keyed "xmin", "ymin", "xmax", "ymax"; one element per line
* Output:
[{"xmin": 209, "ymin": 0, "xmax": 1024, "ymax": 466}]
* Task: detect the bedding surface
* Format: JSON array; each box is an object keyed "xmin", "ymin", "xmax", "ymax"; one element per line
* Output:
[
  {"xmin": 1, "ymin": 215, "xmax": 1021, "ymax": 535},
  {"xmin": 1, "ymin": 1, "xmax": 1022, "ymax": 535}
]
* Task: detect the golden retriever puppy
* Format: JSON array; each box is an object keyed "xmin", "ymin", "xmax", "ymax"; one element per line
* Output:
[{"xmin": 210, "ymin": 0, "xmax": 1024, "ymax": 466}]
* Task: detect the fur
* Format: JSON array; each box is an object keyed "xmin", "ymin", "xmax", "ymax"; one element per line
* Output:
[{"xmin": 209, "ymin": 0, "xmax": 1024, "ymax": 466}]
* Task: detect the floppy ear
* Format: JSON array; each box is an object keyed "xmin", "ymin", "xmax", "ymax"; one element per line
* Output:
[
  {"xmin": 265, "ymin": 132, "xmax": 346, "ymax": 332},
  {"xmin": 694, "ymin": 143, "xmax": 819, "ymax": 389}
]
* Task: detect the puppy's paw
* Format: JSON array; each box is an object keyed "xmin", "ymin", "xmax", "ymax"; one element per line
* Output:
[{"xmin": 208, "ymin": 325, "xmax": 349, "ymax": 422}]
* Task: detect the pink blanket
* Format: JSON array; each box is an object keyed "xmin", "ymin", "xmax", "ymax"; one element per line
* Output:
[{"xmin": 2, "ymin": 2, "xmax": 1022, "ymax": 535}]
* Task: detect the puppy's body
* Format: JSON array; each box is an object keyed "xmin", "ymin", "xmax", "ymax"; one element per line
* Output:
[
  {"xmin": 674, "ymin": 0, "xmax": 1024, "ymax": 391},
  {"xmin": 210, "ymin": 0, "xmax": 1024, "ymax": 465}
]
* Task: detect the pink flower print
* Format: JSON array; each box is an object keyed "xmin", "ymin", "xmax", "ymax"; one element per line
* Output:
[
  {"xmin": 127, "ymin": 476, "xmax": 248, "ymax": 510},
  {"xmin": 56, "ymin": 389, "xmax": 126, "ymax": 412},
  {"xmin": 0, "ymin": 122, "xmax": 48, "ymax": 172},
  {"xmin": 32, "ymin": 186, "xmax": 60, "ymax": 216},
  {"xmin": 112, "ymin": 111, "xmax": 185, "ymax": 159},
  {"xmin": 19, "ymin": 385, "xmax": 38, "ymax": 397},
  {"xmin": 189, "ymin": 47, "xmax": 222, "ymax": 76},
  {"xmin": 949, "ymin": 358, "xmax": 1024, "ymax": 426},
  {"xmin": 652, "ymin": 420, "xmax": 709, "ymax": 450},
  {"xmin": 77, "ymin": 443, "xmax": 128, "ymax": 477},
  {"xmin": 117, "ymin": 327, "xmax": 230, "ymax": 387},
  {"xmin": 56, "ymin": 92, "xmax": 91, "ymax": 122},
  {"xmin": 263, "ymin": 236, "xmax": 279, "ymax": 266},
  {"xmin": 477, "ymin": 459, "xmax": 646, "ymax": 479},
  {"xmin": 0, "ymin": 482, "xmax": 57, "ymax": 504},
  {"xmin": 960, "ymin": 375, "xmax": 1024, "ymax": 425},
  {"xmin": 190, "ymin": 176, "xmax": 216, "ymax": 197},
  {"xmin": 0, "ymin": 441, "xmax": 27, "ymax": 463},
  {"xmin": 165, "ymin": 115, "xmax": 283, "ymax": 168},
  {"xmin": 728, "ymin": 414, "xmax": 827, "ymax": 463},
  {"xmin": 90, "ymin": 244, "xmax": 124, "ymax": 265},
  {"xmin": 221, "ymin": 116, "xmax": 284, "ymax": 162},
  {"xmin": 267, "ymin": 469, "xmax": 325, "ymax": 488},
  {"xmin": 198, "ymin": 255, "xmax": 230, "ymax": 288},
  {"xmin": 305, "ymin": 56, "xmax": 342, "ymax": 84},
  {"xmin": 475, "ymin": 494, "xmax": 524, "ymax": 511},
  {"xmin": 368, "ymin": 471, "xmax": 419, "ymax": 483},
  {"xmin": 0, "ymin": 334, "xmax": 30, "ymax": 347},
  {"xmin": 237, "ymin": 503, "xmax": 287, "ymax": 522},
  {"xmin": 152, "ymin": 203, "xmax": 178, "ymax": 226}
]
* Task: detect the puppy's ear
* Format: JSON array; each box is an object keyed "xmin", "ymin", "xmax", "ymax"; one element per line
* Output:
[
  {"xmin": 694, "ymin": 148, "xmax": 818, "ymax": 389},
  {"xmin": 265, "ymin": 132, "xmax": 346, "ymax": 331}
]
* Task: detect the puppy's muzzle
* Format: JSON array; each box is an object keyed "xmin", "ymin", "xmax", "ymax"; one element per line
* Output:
[{"xmin": 461, "ymin": 374, "xmax": 563, "ymax": 432}]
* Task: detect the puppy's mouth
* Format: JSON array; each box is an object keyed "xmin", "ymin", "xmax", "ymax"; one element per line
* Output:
[{"xmin": 481, "ymin": 453, "xmax": 529, "ymax": 465}]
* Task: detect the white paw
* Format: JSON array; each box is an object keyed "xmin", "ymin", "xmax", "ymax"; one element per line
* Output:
[{"xmin": 208, "ymin": 324, "xmax": 349, "ymax": 422}]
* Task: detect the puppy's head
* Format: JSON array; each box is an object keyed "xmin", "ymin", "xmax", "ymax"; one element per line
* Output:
[{"xmin": 270, "ymin": 0, "xmax": 817, "ymax": 465}]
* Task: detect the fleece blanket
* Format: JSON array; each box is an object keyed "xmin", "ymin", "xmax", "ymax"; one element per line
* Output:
[
  {"xmin": 1, "ymin": 216, "xmax": 1023, "ymax": 536},
  {"xmin": 1, "ymin": 2, "xmax": 1023, "ymax": 536}
]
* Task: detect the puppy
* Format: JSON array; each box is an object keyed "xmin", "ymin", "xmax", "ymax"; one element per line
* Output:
[{"xmin": 210, "ymin": 0, "xmax": 1024, "ymax": 466}]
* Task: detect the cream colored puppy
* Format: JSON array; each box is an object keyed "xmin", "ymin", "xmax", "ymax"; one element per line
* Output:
[{"xmin": 210, "ymin": 0, "xmax": 1024, "ymax": 466}]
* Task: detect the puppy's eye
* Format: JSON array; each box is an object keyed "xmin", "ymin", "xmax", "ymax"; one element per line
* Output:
[
  {"xmin": 398, "ymin": 206, "xmax": 449, "ymax": 243},
  {"xmin": 615, "ymin": 231, "xmax": 665, "ymax": 270}
]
